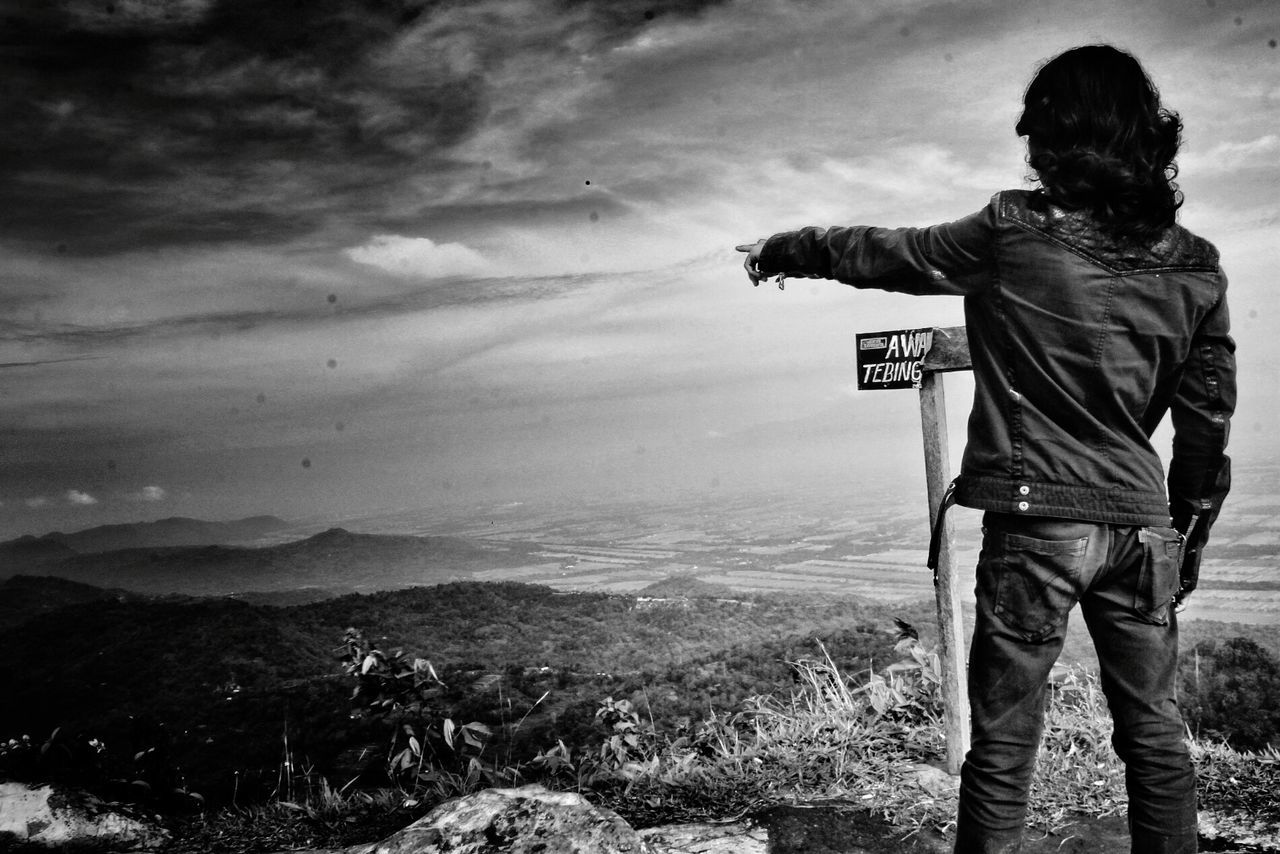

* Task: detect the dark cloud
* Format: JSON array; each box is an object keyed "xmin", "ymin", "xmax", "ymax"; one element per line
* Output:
[
  {"xmin": 0, "ymin": 181, "xmax": 328, "ymax": 255},
  {"xmin": 0, "ymin": 0, "xmax": 728, "ymax": 255},
  {"xmin": 556, "ymin": 0, "xmax": 727, "ymax": 33},
  {"xmin": 1, "ymin": 0, "xmax": 478, "ymax": 252},
  {"xmin": 389, "ymin": 191, "xmax": 635, "ymax": 237},
  {"xmin": 0, "ymin": 355, "xmax": 106, "ymax": 369}
]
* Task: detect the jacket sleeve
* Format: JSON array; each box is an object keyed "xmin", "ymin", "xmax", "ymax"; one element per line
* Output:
[
  {"xmin": 755, "ymin": 196, "xmax": 998, "ymax": 296},
  {"xmin": 1167, "ymin": 274, "xmax": 1236, "ymax": 593}
]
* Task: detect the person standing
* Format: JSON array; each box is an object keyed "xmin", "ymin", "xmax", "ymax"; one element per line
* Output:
[{"xmin": 739, "ymin": 45, "xmax": 1235, "ymax": 854}]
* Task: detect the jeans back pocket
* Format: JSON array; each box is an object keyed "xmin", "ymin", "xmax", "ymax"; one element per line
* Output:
[
  {"xmin": 987, "ymin": 530, "xmax": 1088, "ymax": 642},
  {"xmin": 1135, "ymin": 526, "xmax": 1183, "ymax": 626}
]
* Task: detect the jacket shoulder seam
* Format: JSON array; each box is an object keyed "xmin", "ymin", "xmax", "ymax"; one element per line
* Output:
[{"xmin": 1001, "ymin": 208, "xmax": 1219, "ymax": 275}]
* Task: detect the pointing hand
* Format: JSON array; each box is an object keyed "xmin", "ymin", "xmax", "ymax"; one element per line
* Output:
[{"xmin": 736, "ymin": 240, "xmax": 767, "ymax": 287}]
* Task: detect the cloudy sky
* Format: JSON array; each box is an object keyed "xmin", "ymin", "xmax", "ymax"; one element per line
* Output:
[{"xmin": 3, "ymin": 0, "xmax": 1278, "ymax": 539}]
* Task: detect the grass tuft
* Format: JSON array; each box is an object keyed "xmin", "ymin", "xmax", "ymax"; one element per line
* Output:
[{"xmin": 594, "ymin": 637, "xmax": 1278, "ymax": 842}]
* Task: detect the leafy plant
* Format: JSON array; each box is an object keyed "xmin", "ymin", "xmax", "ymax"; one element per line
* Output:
[
  {"xmin": 593, "ymin": 697, "xmax": 663, "ymax": 778},
  {"xmin": 336, "ymin": 628, "xmax": 513, "ymax": 800}
]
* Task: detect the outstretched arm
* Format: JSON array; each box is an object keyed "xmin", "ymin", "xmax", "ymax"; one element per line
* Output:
[{"xmin": 737, "ymin": 198, "xmax": 998, "ymax": 296}]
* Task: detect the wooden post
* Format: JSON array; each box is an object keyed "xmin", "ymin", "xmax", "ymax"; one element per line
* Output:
[
  {"xmin": 919, "ymin": 326, "xmax": 972, "ymax": 775},
  {"xmin": 854, "ymin": 324, "xmax": 973, "ymax": 775}
]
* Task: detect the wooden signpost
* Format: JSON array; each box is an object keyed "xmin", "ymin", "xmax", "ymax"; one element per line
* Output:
[{"xmin": 856, "ymin": 325, "xmax": 973, "ymax": 775}]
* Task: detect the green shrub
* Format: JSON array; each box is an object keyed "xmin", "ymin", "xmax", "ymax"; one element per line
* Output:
[
  {"xmin": 1180, "ymin": 637, "xmax": 1280, "ymax": 750},
  {"xmin": 337, "ymin": 628, "xmax": 519, "ymax": 801}
]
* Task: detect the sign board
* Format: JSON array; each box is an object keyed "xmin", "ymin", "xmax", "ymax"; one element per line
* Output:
[{"xmin": 855, "ymin": 327, "xmax": 933, "ymax": 390}]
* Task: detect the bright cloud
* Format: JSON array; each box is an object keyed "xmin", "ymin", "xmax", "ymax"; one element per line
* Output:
[
  {"xmin": 345, "ymin": 235, "xmax": 498, "ymax": 279},
  {"xmin": 66, "ymin": 490, "xmax": 98, "ymax": 506},
  {"xmin": 135, "ymin": 485, "xmax": 167, "ymax": 502},
  {"xmin": 820, "ymin": 145, "xmax": 1018, "ymax": 201},
  {"xmin": 1182, "ymin": 134, "xmax": 1280, "ymax": 174}
]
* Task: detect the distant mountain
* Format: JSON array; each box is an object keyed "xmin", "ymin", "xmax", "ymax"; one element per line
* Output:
[
  {"xmin": 0, "ymin": 575, "xmax": 146, "ymax": 632},
  {"xmin": 7, "ymin": 515, "xmax": 291, "ymax": 555},
  {"xmin": 0, "ymin": 535, "xmax": 78, "ymax": 569},
  {"xmin": 1, "ymin": 527, "xmax": 533, "ymax": 597}
]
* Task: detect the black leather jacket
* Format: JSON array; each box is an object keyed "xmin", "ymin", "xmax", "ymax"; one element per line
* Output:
[{"xmin": 757, "ymin": 190, "xmax": 1235, "ymax": 568}]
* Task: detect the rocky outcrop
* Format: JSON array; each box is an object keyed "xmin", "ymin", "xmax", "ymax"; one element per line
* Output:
[
  {"xmin": 0, "ymin": 782, "xmax": 169, "ymax": 851},
  {"xmin": 640, "ymin": 820, "xmax": 767, "ymax": 853},
  {"xmin": 346, "ymin": 785, "xmax": 650, "ymax": 854}
]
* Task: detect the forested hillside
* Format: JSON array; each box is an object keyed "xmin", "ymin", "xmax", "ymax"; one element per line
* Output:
[
  {"xmin": 2, "ymin": 575, "xmax": 1277, "ymax": 808},
  {"xmin": 0, "ymin": 577, "xmax": 932, "ymax": 802}
]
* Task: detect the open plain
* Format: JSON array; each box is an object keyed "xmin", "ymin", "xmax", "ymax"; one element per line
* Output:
[{"xmin": 311, "ymin": 460, "xmax": 1280, "ymax": 628}]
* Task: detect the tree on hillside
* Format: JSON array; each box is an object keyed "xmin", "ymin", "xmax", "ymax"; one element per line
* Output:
[{"xmin": 1179, "ymin": 636, "xmax": 1280, "ymax": 750}]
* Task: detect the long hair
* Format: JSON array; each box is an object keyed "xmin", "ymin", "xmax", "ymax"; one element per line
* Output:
[{"xmin": 1016, "ymin": 45, "xmax": 1183, "ymax": 241}]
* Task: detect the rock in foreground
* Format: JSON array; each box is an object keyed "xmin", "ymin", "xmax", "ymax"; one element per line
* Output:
[
  {"xmin": 347, "ymin": 785, "xmax": 650, "ymax": 854},
  {"xmin": 0, "ymin": 782, "xmax": 169, "ymax": 851}
]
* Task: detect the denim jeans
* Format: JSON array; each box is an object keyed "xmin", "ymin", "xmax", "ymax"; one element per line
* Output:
[{"xmin": 954, "ymin": 513, "xmax": 1197, "ymax": 854}]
